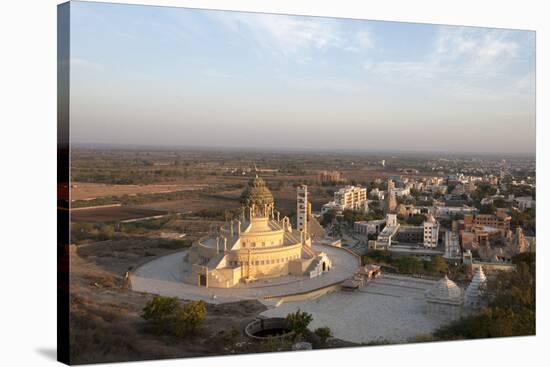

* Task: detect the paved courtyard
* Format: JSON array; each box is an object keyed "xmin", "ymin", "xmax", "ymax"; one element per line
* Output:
[
  {"xmin": 261, "ymin": 275, "xmax": 450, "ymax": 344},
  {"xmin": 130, "ymin": 243, "xmax": 360, "ymax": 304},
  {"xmin": 132, "ymin": 246, "xmax": 452, "ymax": 342}
]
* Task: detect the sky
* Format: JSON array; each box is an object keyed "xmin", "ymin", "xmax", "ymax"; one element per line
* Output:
[{"xmin": 69, "ymin": 1, "xmax": 536, "ymax": 154}]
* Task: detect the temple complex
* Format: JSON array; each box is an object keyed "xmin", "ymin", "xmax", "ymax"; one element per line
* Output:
[{"xmin": 186, "ymin": 176, "xmax": 332, "ymax": 288}]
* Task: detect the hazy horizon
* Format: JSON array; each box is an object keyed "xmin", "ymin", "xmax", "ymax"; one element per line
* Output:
[
  {"xmin": 69, "ymin": 1, "xmax": 536, "ymax": 154},
  {"xmin": 70, "ymin": 142, "xmax": 536, "ymax": 159}
]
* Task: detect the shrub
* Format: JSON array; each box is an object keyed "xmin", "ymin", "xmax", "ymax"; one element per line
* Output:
[
  {"xmin": 142, "ymin": 296, "xmax": 207, "ymax": 337},
  {"xmin": 426, "ymin": 256, "xmax": 448, "ymax": 275},
  {"xmin": 286, "ymin": 309, "xmax": 313, "ymax": 336},
  {"xmin": 173, "ymin": 300, "xmax": 207, "ymax": 337},
  {"xmin": 397, "ymin": 256, "xmax": 422, "ymax": 274},
  {"xmin": 314, "ymin": 327, "xmax": 332, "ymax": 345}
]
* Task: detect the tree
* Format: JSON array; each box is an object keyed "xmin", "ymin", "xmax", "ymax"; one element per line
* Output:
[
  {"xmin": 406, "ymin": 214, "xmax": 426, "ymax": 226},
  {"xmin": 286, "ymin": 309, "xmax": 313, "ymax": 336},
  {"xmin": 364, "ymin": 250, "xmax": 393, "ymax": 264},
  {"xmin": 409, "ymin": 188, "xmax": 421, "ymax": 199},
  {"xmin": 314, "ymin": 327, "xmax": 333, "ymax": 345},
  {"xmin": 510, "ymin": 208, "xmax": 536, "ymax": 235},
  {"xmin": 342, "ymin": 209, "xmax": 367, "ymax": 225},
  {"xmin": 426, "ymin": 256, "xmax": 448, "ymax": 275},
  {"xmin": 142, "ymin": 296, "xmax": 182, "ymax": 334},
  {"xmin": 397, "ymin": 256, "xmax": 422, "ymax": 274},
  {"xmin": 479, "ymin": 204, "xmax": 496, "ymax": 215},
  {"xmin": 173, "ymin": 300, "xmax": 207, "ymax": 336},
  {"xmin": 321, "ymin": 209, "xmax": 337, "ymax": 226}
]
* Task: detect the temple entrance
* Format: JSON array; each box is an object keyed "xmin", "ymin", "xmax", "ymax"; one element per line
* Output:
[
  {"xmin": 322, "ymin": 262, "xmax": 326, "ymax": 272},
  {"xmin": 199, "ymin": 274, "xmax": 207, "ymax": 287}
]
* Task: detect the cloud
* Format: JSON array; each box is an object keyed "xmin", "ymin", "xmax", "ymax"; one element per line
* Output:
[
  {"xmin": 210, "ymin": 12, "xmax": 374, "ymax": 58},
  {"xmin": 70, "ymin": 58, "xmax": 103, "ymax": 71},
  {"xmin": 362, "ymin": 27, "xmax": 533, "ymax": 101},
  {"xmin": 435, "ymin": 27, "xmax": 519, "ymax": 64}
]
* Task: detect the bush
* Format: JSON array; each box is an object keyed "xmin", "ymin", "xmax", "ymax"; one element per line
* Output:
[
  {"xmin": 364, "ymin": 250, "xmax": 393, "ymax": 264},
  {"xmin": 142, "ymin": 297, "xmax": 207, "ymax": 337},
  {"xmin": 142, "ymin": 296, "xmax": 181, "ymax": 335},
  {"xmin": 405, "ymin": 214, "xmax": 426, "ymax": 226},
  {"xmin": 314, "ymin": 327, "xmax": 332, "ymax": 345},
  {"xmin": 286, "ymin": 309, "xmax": 313, "ymax": 336},
  {"xmin": 425, "ymin": 256, "xmax": 448, "ymax": 275},
  {"xmin": 173, "ymin": 300, "xmax": 207, "ymax": 337},
  {"xmin": 320, "ymin": 209, "xmax": 337, "ymax": 226},
  {"xmin": 397, "ymin": 256, "xmax": 422, "ymax": 274}
]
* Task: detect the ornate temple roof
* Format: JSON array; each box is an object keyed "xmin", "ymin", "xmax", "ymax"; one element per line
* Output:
[
  {"xmin": 240, "ymin": 176, "xmax": 274, "ymax": 207},
  {"xmin": 426, "ymin": 275, "xmax": 463, "ymax": 304},
  {"xmin": 464, "ymin": 267, "xmax": 487, "ymax": 308}
]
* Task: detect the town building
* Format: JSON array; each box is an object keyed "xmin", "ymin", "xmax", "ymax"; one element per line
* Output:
[
  {"xmin": 423, "ymin": 214, "xmax": 440, "ymax": 248},
  {"xmin": 513, "ymin": 196, "xmax": 536, "ymax": 211},
  {"xmin": 369, "ymin": 188, "xmax": 385, "ymax": 200},
  {"xmin": 443, "ymin": 230, "xmax": 462, "ymax": 260},
  {"xmin": 354, "ymin": 219, "xmax": 386, "ymax": 236},
  {"xmin": 318, "ymin": 170, "xmax": 345, "ymax": 184},
  {"xmin": 393, "ymin": 187, "xmax": 411, "ymax": 198},
  {"xmin": 463, "ymin": 208, "xmax": 511, "ymax": 234},
  {"xmin": 373, "ymin": 212, "xmax": 442, "ymax": 252},
  {"xmin": 434, "ymin": 205, "xmax": 477, "ymax": 219},
  {"xmin": 397, "ymin": 203, "xmax": 422, "ymax": 218},
  {"xmin": 375, "ymin": 214, "xmax": 400, "ymax": 248},
  {"xmin": 321, "ymin": 185, "xmax": 368, "ymax": 214},
  {"xmin": 424, "ymin": 184, "xmax": 448, "ymax": 195}
]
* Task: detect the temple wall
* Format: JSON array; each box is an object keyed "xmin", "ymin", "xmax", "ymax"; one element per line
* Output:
[
  {"xmin": 240, "ymin": 230, "xmax": 285, "ymax": 248},
  {"xmin": 426, "ymin": 301, "xmax": 462, "ymax": 320},
  {"xmin": 289, "ymin": 258, "xmax": 314, "ymax": 275}
]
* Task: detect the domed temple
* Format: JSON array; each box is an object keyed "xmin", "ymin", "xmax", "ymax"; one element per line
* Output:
[
  {"xmin": 425, "ymin": 275, "xmax": 463, "ymax": 320},
  {"xmin": 186, "ymin": 177, "xmax": 332, "ymax": 288}
]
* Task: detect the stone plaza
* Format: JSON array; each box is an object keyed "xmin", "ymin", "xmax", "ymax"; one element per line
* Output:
[
  {"xmin": 130, "ymin": 243, "xmax": 360, "ymax": 304},
  {"xmin": 261, "ymin": 275, "xmax": 450, "ymax": 344}
]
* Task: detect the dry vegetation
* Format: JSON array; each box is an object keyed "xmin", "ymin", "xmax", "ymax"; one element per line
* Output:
[
  {"xmin": 71, "ymin": 206, "xmax": 167, "ymax": 223},
  {"xmin": 70, "ymin": 242, "xmax": 269, "ymax": 364},
  {"xmin": 71, "ymin": 182, "xmax": 208, "ymax": 201}
]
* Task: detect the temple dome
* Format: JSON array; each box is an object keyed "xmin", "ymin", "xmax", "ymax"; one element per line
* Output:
[
  {"xmin": 426, "ymin": 275, "xmax": 462, "ymax": 303},
  {"xmin": 240, "ymin": 176, "xmax": 274, "ymax": 207}
]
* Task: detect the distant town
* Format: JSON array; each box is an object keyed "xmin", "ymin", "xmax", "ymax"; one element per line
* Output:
[{"xmin": 68, "ymin": 147, "xmax": 535, "ymax": 364}]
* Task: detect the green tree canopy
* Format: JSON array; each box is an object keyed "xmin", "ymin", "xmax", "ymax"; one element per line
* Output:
[
  {"xmin": 142, "ymin": 296, "xmax": 207, "ymax": 337},
  {"xmin": 314, "ymin": 326, "xmax": 333, "ymax": 345},
  {"xmin": 286, "ymin": 309, "xmax": 313, "ymax": 336}
]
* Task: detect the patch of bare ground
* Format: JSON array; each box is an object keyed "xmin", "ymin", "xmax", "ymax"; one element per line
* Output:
[
  {"xmin": 71, "ymin": 182, "xmax": 209, "ymax": 201},
  {"xmin": 69, "ymin": 245, "xmax": 269, "ymax": 364},
  {"xmin": 130, "ymin": 190, "xmax": 240, "ymax": 212},
  {"xmin": 71, "ymin": 206, "xmax": 167, "ymax": 223},
  {"xmin": 74, "ymin": 219, "xmax": 216, "ymax": 273}
]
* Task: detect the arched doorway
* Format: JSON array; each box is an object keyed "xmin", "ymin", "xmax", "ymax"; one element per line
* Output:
[
  {"xmin": 322, "ymin": 262, "xmax": 326, "ymax": 272},
  {"xmin": 199, "ymin": 274, "xmax": 207, "ymax": 287}
]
